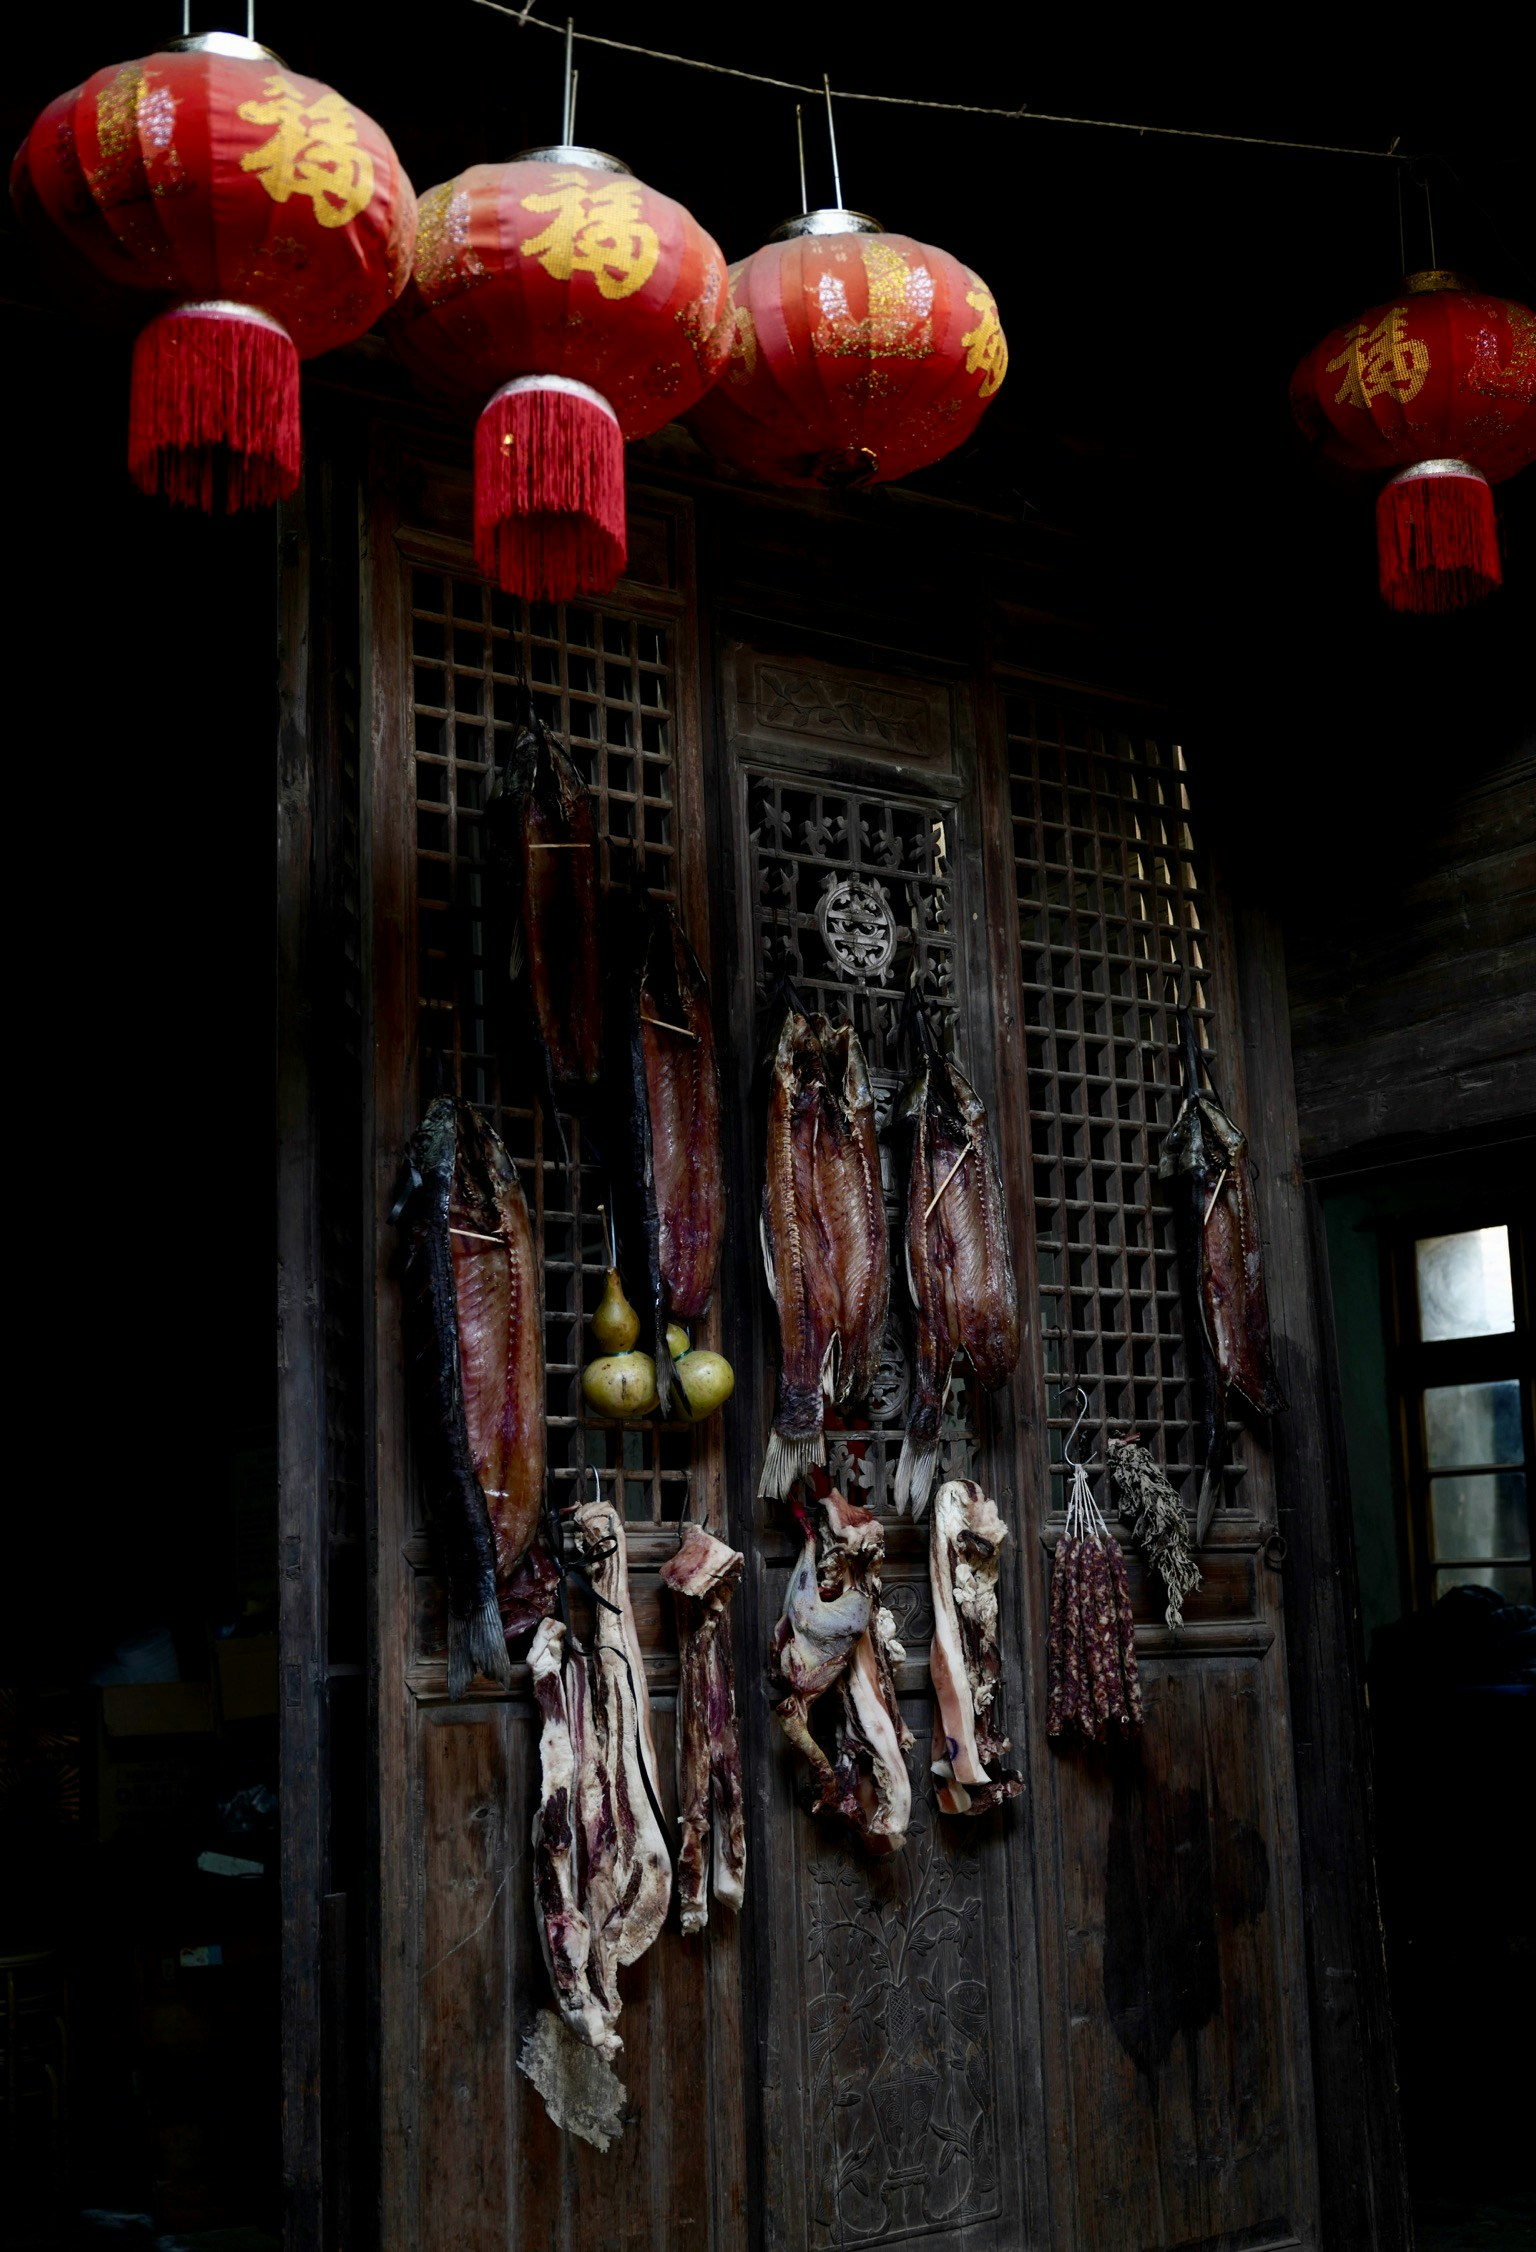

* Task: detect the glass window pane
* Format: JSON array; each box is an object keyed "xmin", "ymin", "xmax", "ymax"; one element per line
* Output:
[
  {"xmin": 1415, "ymin": 1226, "xmax": 1515, "ymax": 1342},
  {"xmin": 1423, "ymin": 1381, "xmax": 1524, "ymax": 1469},
  {"xmin": 1429, "ymin": 1472, "xmax": 1528, "ymax": 1561},
  {"xmin": 1434, "ymin": 1564, "xmax": 1533, "ymax": 1606}
]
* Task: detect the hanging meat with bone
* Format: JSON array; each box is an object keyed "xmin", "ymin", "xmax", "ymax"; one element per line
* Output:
[
  {"xmin": 928, "ymin": 1479, "xmax": 1024, "ymax": 1815},
  {"xmin": 1160, "ymin": 1010, "xmax": 1285, "ymax": 1540},
  {"xmin": 530, "ymin": 1500, "xmax": 672, "ymax": 2064},
  {"xmin": 486, "ymin": 703, "xmax": 603, "ymax": 1099},
  {"xmin": 770, "ymin": 1488, "xmax": 912, "ymax": 1856},
  {"xmin": 609, "ymin": 890, "xmax": 726, "ymax": 1414},
  {"xmin": 660, "ymin": 1526, "xmax": 747, "ymax": 1933},
  {"xmin": 758, "ymin": 1007, "xmax": 889, "ymax": 1496},
  {"xmin": 396, "ymin": 1097, "xmax": 554, "ymax": 1697},
  {"xmin": 895, "ymin": 1021, "xmax": 1019, "ymax": 1516}
]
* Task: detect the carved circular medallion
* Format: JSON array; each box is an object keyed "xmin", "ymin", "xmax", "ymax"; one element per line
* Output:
[
  {"xmin": 867, "ymin": 1324, "xmax": 910, "ymax": 1424},
  {"xmin": 816, "ymin": 875, "xmax": 898, "ymax": 981}
]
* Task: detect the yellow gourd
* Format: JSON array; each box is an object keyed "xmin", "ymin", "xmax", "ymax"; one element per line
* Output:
[
  {"xmin": 665, "ymin": 1322, "xmax": 692, "ymax": 1361},
  {"xmin": 671, "ymin": 1350, "xmax": 735, "ymax": 1423},
  {"xmin": 592, "ymin": 1266, "xmax": 640, "ymax": 1354},
  {"xmin": 582, "ymin": 1352, "xmax": 658, "ymax": 1420}
]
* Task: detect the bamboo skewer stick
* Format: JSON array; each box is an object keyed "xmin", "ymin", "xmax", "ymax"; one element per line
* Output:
[
  {"xmin": 1202, "ymin": 1165, "xmax": 1229, "ymax": 1228},
  {"xmin": 641, "ymin": 1014, "xmax": 699, "ymax": 1042},
  {"xmin": 450, "ymin": 1226, "xmax": 506, "ymax": 1246},
  {"xmin": 924, "ymin": 1145, "xmax": 971, "ymax": 1223}
]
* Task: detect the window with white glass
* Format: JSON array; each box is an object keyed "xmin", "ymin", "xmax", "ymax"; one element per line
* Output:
[{"xmin": 1394, "ymin": 1219, "xmax": 1532, "ymax": 1608}]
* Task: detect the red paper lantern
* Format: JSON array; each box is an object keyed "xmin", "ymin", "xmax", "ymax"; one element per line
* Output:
[
  {"xmin": 11, "ymin": 31, "xmax": 415, "ymax": 511},
  {"xmin": 1291, "ymin": 270, "xmax": 1536, "ymax": 613},
  {"xmin": 388, "ymin": 146, "xmax": 732, "ymax": 601},
  {"xmin": 685, "ymin": 209, "xmax": 1007, "ymax": 489}
]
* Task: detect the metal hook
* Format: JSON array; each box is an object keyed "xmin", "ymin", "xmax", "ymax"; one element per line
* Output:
[{"xmin": 1056, "ymin": 1383, "xmax": 1091, "ymax": 1467}]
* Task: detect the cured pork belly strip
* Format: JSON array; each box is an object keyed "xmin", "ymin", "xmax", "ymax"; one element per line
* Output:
[
  {"xmin": 530, "ymin": 1618, "xmax": 616, "ymax": 2058},
  {"xmin": 759, "ymin": 1011, "xmax": 890, "ymax": 1497},
  {"xmin": 572, "ymin": 1501, "xmax": 672, "ymax": 1973},
  {"xmin": 770, "ymin": 1490, "xmax": 912, "ymax": 1857},
  {"xmin": 486, "ymin": 709, "xmax": 602, "ymax": 1092},
  {"xmin": 896, "ymin": 1048, "xmax": 1019, "ymax": 1517},
  {"xmin": 661, "ymin": 1526, "xmax": 746, "ymax": 1933},
  {"xmin": 398, "ymin": 1097, "xmax": 512, "ymax": 1699},
  {"xmin": 928, "ymin": 1479, "xmax": 1023, "ymax": 1817}
]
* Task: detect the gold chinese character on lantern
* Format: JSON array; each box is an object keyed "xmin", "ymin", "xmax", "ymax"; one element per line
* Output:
[
  {"xmin": 237, "ymin": 74, "xmax": 375, "ymax": 229},
  {"xmin": 520, "ymin": 170, "xmax": 660, "ymax": 300},
  {"xmin": 1326, "ymin": 306, "xmax": 1429, "ymax": 410},
  {"xmin": 961, "ymin": 286, "xmax": 1007, "ymax": 398}
]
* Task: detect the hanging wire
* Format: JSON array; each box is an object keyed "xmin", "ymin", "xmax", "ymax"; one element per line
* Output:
[
  {"xmin": 473, "ymin": 0, "xmax": 1406, "ymax": 159},
  {"xmin": 823, "ymin": 75, "xmax": 843, "ymax": 206}
]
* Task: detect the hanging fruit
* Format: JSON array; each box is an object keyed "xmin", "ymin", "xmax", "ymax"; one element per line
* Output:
[
  {"xmin": 686, "ymin": 208, "xmax": 1006, "ymax": 490},
  {"xmin": 11, "ymin": 32, "xmax": 416, "ymax": 512},
  {"xmin": 1291, "ymin": 271, "xmax": 1536, "ymax": 613},
  {"xmin": 388, "ymin": 146, "xmax": 731, "ymax": 600}
]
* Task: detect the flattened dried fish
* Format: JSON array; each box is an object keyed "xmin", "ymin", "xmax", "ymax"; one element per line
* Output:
[
  {"xmin": 610, "ymin": 893, "xmax": 725, "ymax": 1412},
  {"xmin": 896, "ymin": 1032, "xmax": 1018, "ymax": 1516},
  {"xmin": 397, "ymin": 1098, "xmax": 516, "ymax": 1697},
  {"xmin": 1160, "ymin": 1013, "xmax": 1284, "ymax": 1540},
  {"xmin": 487, "ymin": 704, "xmax": 602, "ymax": 1094},
  {"xmin": 758, "ymin": 1008, "xmax": 890, "ymax": 1497}
]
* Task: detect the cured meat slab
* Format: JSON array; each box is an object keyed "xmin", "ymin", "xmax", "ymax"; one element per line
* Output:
[{"xmin": 660, "ymin": 1525, "xmax": 746, "ymax": 1933}]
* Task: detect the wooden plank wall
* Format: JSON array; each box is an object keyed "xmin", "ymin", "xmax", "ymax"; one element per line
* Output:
[{"xmin": 1284, "ymin": 739, "xmax": 1536, "ymax": 1163}]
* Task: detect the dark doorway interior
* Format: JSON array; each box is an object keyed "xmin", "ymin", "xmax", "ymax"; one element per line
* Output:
[{"xmin": 1321, "ymin": 1140, "xmax": 1535, "ymax": 2250}]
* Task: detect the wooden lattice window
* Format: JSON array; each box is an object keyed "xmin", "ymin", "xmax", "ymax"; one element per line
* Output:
[
  {"xmin": 746, "ymin": 769, "xmax": 979, "ymax": 1509},
  {"xmin": 1006, "ymin": 694, "xmax": 1245, "ymax": 1516},
  {"xmin": 409, "ymin": 567, "xmax": 693, "ymax": 1524}
]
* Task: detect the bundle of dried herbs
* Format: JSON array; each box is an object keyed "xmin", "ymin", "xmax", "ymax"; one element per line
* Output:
[
  {"xmin": 1046, "ymin": 1458, "xmax": 1142, "ymax": 1745},
  {"xmin": 1107, "ymin": 1431, "xmax": 1202, "ymax": 1631}
]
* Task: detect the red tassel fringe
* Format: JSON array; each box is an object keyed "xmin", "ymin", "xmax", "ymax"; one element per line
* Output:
[
  {"xmin": 1376, "ymin": 469, "xmax": 1502, "ymax": 615},
  {"xmin": 129, "ymin": 305, "xmax": 300, "ymax": 514},
  {"xmin": 474, "ymin": 382, "xmax": 626, "ymax": 603}
]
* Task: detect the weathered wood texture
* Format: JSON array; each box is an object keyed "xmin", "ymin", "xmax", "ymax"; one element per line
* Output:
[
  {"xmin": 1284, "ymin": 740, "xmax": 1536, "ymax": 1162},
  {"xmin": 1232, "ymin": 898, "xmax": 1414, "ymax": 2252},
  {"xmin": 320, "ymin": 413, "xmax": 1404, "ymax": 2249}
]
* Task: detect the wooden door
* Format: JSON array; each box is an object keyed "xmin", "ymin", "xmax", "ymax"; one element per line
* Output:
[{"xmin": 357, "ymin": 435, "xmax": 1321, "ymax": 2250}]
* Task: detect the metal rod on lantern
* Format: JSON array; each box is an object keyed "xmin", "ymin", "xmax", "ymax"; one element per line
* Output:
[
  {"xmin": 247, "ymin": 1, "xmax": 254, "ymax": 41},
  {"xmin": 796, "ymin": 105, "xmax": 808, "ymax": 213},
  {"xmin": 1421, "ymin": 174, "xmax": 1437, "ymax": 266},
  {"xmin": 569, "ymin": 69, "xmax": 580, "ymax": 143},
  {"xmin": 182, "ymin": 1, "xmax": 190, "ymax": 33},
  {"xmin": 823, "ymin": 75, "xmax": 842, "ymax": 208},
  {"xmin": 562, "ymin": 18, "xmax": 575, "ymax": 144}
]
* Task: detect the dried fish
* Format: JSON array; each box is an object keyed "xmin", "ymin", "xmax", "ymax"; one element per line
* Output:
[
  {"xmin": 609, "ymin": 892, "xmax": 725, "ymax": 1414},
  {"xmin": 398, "ymin": 1097, "xmax": 550, "ymax": 1698},
  {"xmin": 896, "ymin": 1023, "xmax": 1018, "ymax": 1516},
  {"xmin": 758, "ymin": 1007, "xmax": 889, "ymax": 1497},
  {"xmin": 486, "ymin": 703, "xmax": 603, "ymax": 1096},
  {"xmin": 1161, "ymin": 1012, "xmax": 1285, "ymax": 1540}
]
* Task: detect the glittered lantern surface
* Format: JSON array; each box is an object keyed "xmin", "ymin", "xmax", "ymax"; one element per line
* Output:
[
  {"xmin": 12, "ymin": 47, "xmax": 415, "ymax": 355},
  {"xmin": 389, "ymin": 154, "xmax": 731, "ymax": 600},
  {"xmin": 1291, "ymin": 274, "xmax": 1536, "ymax": 482},
  {"xmin": 686, "ymin": 223, "xmax": 1007, "ymax": 488},
  {"xmin": 1291, "ymin": 273, "xmax": 1536, "ymax": 612},
  {"xmin": 12, "ymin": 40, "xmax": 415, "ymax": 509},
  {"xmin": 388, "ymin": 157, "xmax": 732, "ymax": 439}
]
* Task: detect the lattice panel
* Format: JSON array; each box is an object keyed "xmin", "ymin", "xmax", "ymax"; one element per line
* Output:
[
  {"xmin": 747, "ymin": 771, "xmax": 978, "ymax": 1509},
  {"xmin": 410, "ymin": 568, "xmax": 693, "ymax": 1524},
  {"xmin": 1005, "ymin": 695, "xmax": 1246, "ymax": 1515}
]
